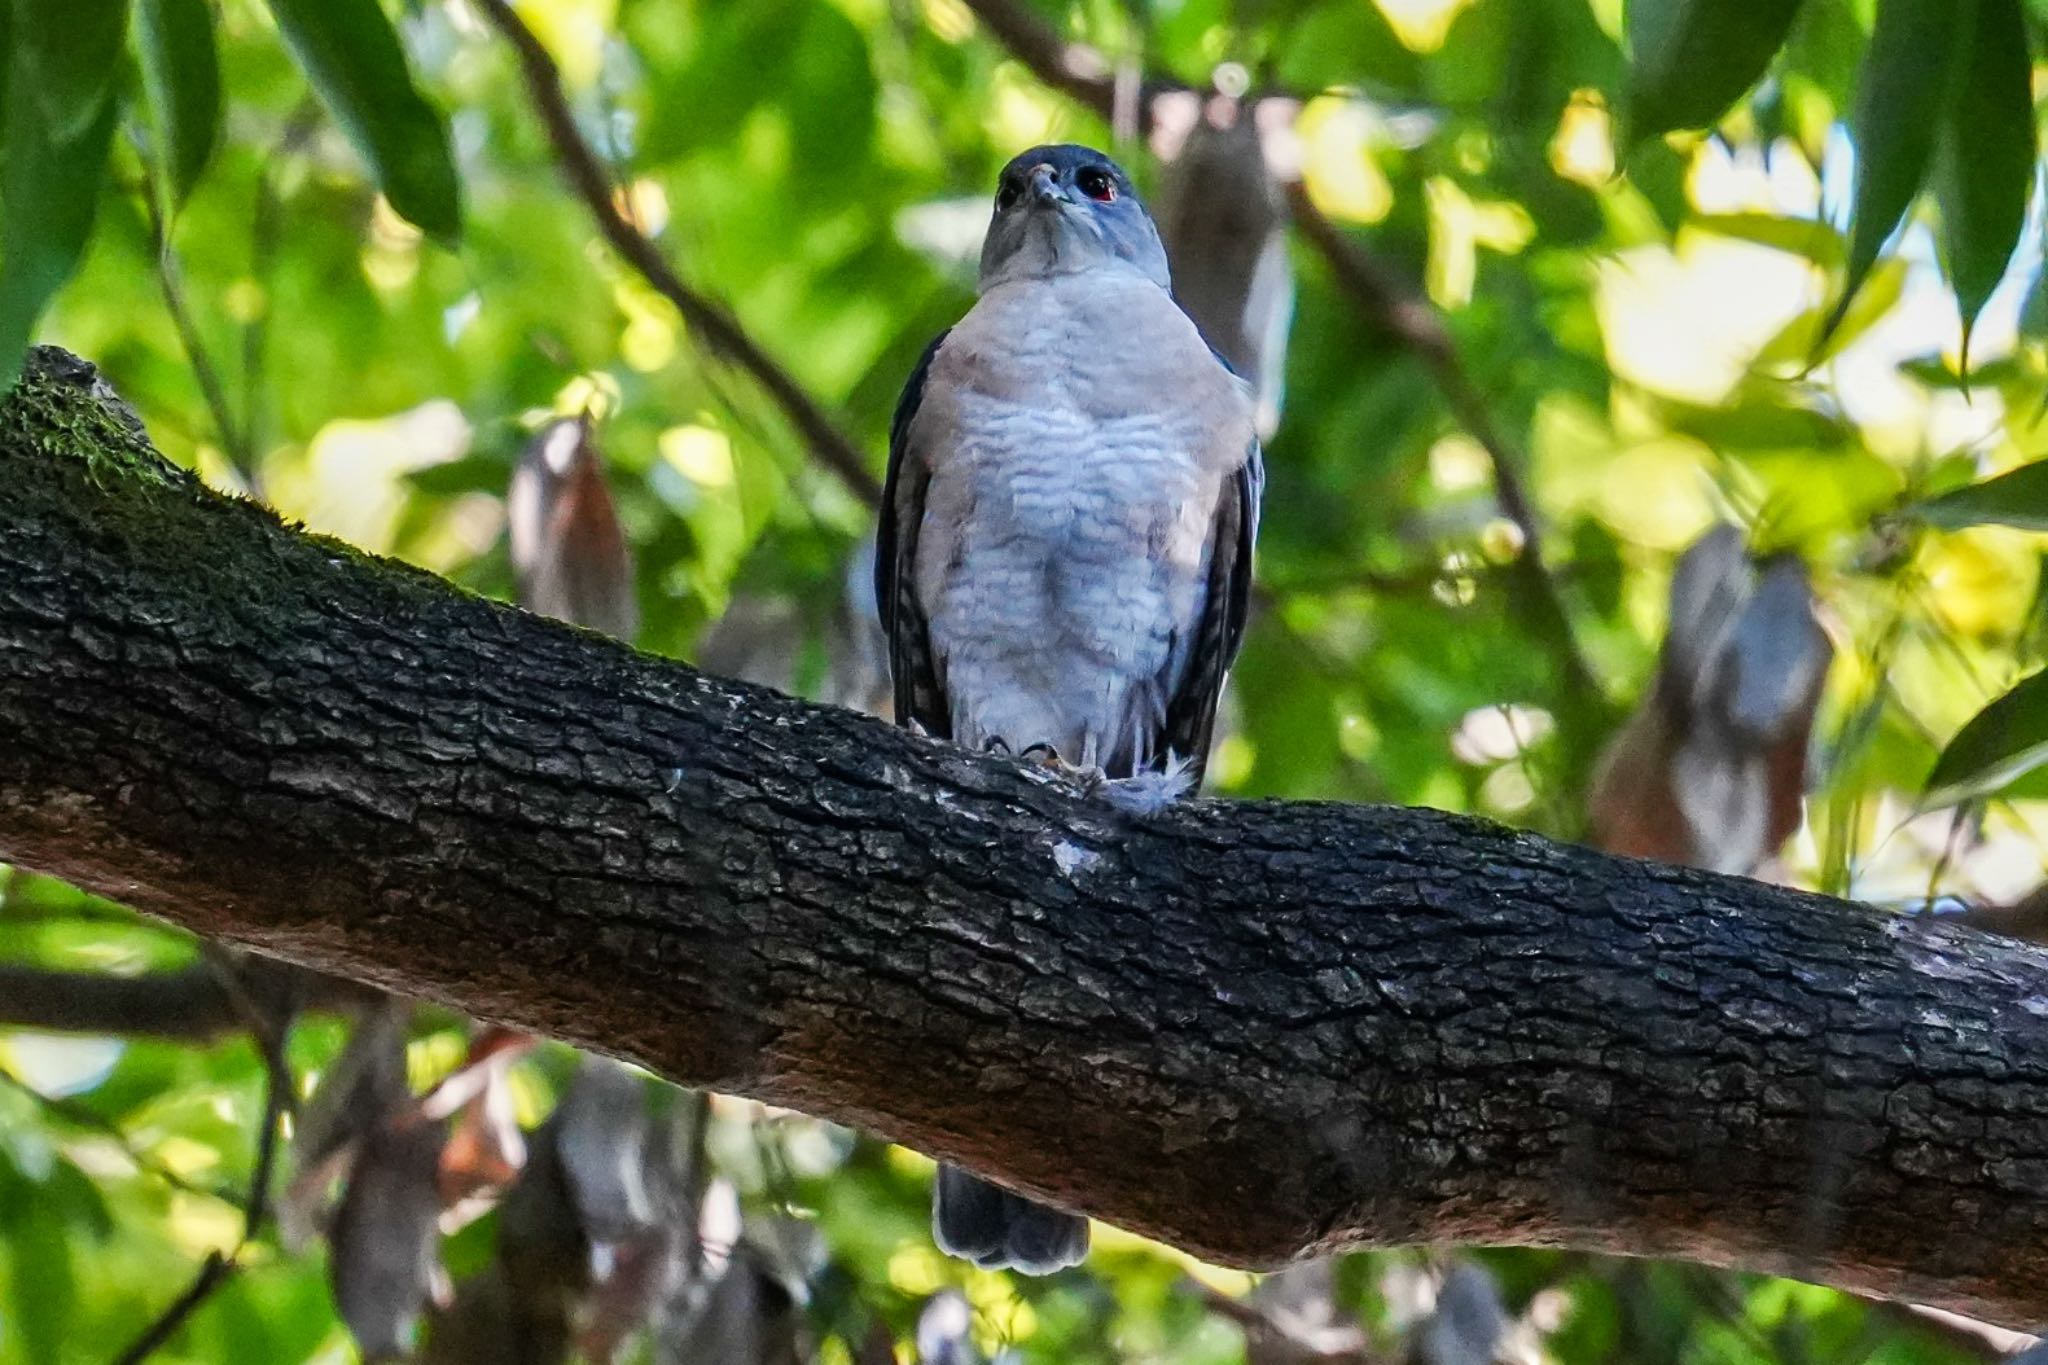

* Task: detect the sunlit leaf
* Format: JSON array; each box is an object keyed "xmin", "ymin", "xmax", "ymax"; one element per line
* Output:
[
  {"xmin": 1820, "ymin": 0, "xmax": 1963, "ymax": 349},
  {"xmin": 1932, "ymin": 0, "xmax": 2034, "ymax": 368},
  {"xmin": 1276, "ymin": 0, "xmax": 1420, "ymax": 94},
  {"xmin": 1757, "ymin": 255, "xmax": 1908, "ymax": 368},
  {"xmin": 1654, "ymin": 387, "xmax": 1851, "ymax": 450},
  {"xmin": 136, "ymin": 0, "xmax": 224, "ymax": 209},
  {"xmin": 1914, "ymin": 459, "xmax": 2048, "ymax": 532},
  {"xmin": 0, "ymin": 41, "xmax": 118, "ymax": 391},
  {"xmin": 1685, "ymin": 212, "xmax": 1844, "ymax": 269},
  {"xmin": 1925, "ymin": 668, "xmax": 2048, "ymax": 806},
  {"xmin": 264, "ymin": 0, "xmax": 462, "ymax": 241},
  {"xmin": 1623, "ymin": 0, "xmax": 1804, "ymax": 144},
  {"xmin": 16, "ymin": 0, "xmax": 126, "ymax": 142}
]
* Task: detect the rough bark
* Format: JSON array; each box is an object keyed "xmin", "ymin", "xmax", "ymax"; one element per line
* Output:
[{"xmin": 4, "ymin": 348, "xmax": 2048, "ymax": 1325}]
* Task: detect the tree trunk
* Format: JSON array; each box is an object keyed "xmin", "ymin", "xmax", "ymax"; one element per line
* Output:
[{"xmin": 2, "ymin": 348, "xmax": 2044, "ymax": 1324}]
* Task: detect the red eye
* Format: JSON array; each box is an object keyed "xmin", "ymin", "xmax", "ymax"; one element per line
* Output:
[{"xmin": 1077, "ymin": 167, "xmax": 1117, "ymax": 202}]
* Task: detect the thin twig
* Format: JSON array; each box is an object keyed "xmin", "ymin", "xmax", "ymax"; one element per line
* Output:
[
  {"xmin": 953, "ymin": 0, "xmax": 1297, "ymax": 128},
  {"xmin": 110, "ymin": 1017, "xmax": 293, "ymax": 1365},
  {"xmin": 957, "ymin": 0, "xmax": 1131, "ymax": 121},
  {"xmin": 471, "ymin": 0, "xmax": 883, "ymax": 506},
  {"xmin": 0, "ymin": 1067, "xmax": 231, "ymax": 1203},
  {"xmin": 110, "ymin": 1253, "xmax": 233, "ymax": 1365},
  {"xmin": 674, "ymin": 1089, "xmax": 714, "ymax": 1281},
  {"xmin": 1181, "ymin": 1276, "xmax": 1382, "ymax": 1363},
  {"xmin": 1286, "ymin": 187, "xmax": 1600, "ymax": 703},
  {"xmin": 142, "ymin": 191, "xmax": 261, "ymax": 492},
  {"xmin": 201, "ymin": 947, "xmax": 305, "ymax": 1129},
  {"xmin": 240, "ymin": 101, "xmax": 322, "ymax": 475}
]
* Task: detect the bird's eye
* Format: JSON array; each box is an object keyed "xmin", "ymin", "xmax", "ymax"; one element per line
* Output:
[
  {"xmin": 996, "ymin": 180, "xmax": 1021, "ymax": 211},
  {"xmin": 1076, "ymin": 166, "xmax": 1117, "ymax": 202}
]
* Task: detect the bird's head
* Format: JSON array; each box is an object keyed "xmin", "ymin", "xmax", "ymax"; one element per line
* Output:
[{"xmin": 977, "ymin": 145, "xmax": 1170, "ymax": 292}]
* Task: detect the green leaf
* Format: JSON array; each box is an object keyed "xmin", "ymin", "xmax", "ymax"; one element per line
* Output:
[
  {"xmin": 1914, "ymin": 459, "xmax": 2048, "ymax": 532},
  {"xmin": 136, "ymin": 0, "xmax": 224, "ymax": 208},
  {"xmin": 1925, "ymin": 668, "xmax": 2048, "ymax": 806},
  {"xmin": 1756, "ymin": 255, "xmax": 1908, "ymax": 367},
  {"xmin": 5, "ymin": 1187, "xmax": 75, "ymax": 1365},
  {"xmin": 0, "ymin": 39, "xmax": 119, "ymax": 391},
  {"xmin": 1686, "ymin": 211, "xmax": 1845, "ymax": 268},
  {"xmin": 15, "ymin": 0, "xmax": 128, "ymax": 142},
  {"xmin": 0, "ymin": 1, "xmax": 12, "ymax": 150},
  {"xmin": 264, "ymin": 0, "xmax": 462, "ymax": 241},
  {"xmin": 2021, "ymin": 260, "xmax": 2048, "ymax": 339},
  {"xmin": 1932, "ymin": 0, "xmax": 2034, "ymax": 368},
  {"xmin": 1897, "ymin": 351, "xmax": 2027, "ymax": 389},
  {"xmin": 1624, "ymin": 0, "xmax": 1805, "ymax": 144},
  {"xmin": 1820, "ymin": 0, "xmax": 1965, "ymax": 349}
]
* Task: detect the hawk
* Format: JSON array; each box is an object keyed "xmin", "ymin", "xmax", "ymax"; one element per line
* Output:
[{"xmin": 876, "ymin": 144, "xmax": 1263, "ymax": 1273}]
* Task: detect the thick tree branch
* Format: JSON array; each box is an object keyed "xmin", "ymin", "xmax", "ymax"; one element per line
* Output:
[
  {"xmin": 472, "ymin": 0, "xmax": 882, "ymax": 507},
  {"xmin": 6, "ymin": 350, "xmax": 2048, "ymax": 1325}
]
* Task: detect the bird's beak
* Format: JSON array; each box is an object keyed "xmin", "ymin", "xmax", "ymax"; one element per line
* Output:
[{"xmin": 1028, "ymin": 163, "xmax": 1065, "ymax": 207}]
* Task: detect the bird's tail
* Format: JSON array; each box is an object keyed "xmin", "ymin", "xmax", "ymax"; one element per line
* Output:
[{"xmin": 932, "ymin": 1165, "xmax": 1088, "ymax": 1275}]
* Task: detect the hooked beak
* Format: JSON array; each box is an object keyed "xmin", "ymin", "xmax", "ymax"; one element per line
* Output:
[{"xmin": 1027, "ymin": 163, "xmax": 1066, "ymax": 207}]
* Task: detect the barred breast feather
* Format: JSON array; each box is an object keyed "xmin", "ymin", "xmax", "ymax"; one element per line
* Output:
[{"xmin": 877, "ymin": 271, "xmax": 1260, "ymax": 781}]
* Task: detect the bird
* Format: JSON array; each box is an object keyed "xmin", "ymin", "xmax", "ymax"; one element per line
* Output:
[{"xmin": 875, "ymin": 144, "xmax": 1263, "ymax": 1274}]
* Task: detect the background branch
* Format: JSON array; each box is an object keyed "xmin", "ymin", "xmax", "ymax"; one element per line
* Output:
[
  {"xmin": 958, "ymin": 0, "xmax": 1149, "ymax": 122},
  {"xmin": 472, "ymin": 0, "xmax": 882, "ymax": 507},
  {"xmin": 0, "ymin": 960, "xmax": 367, "ymax": 1040},
  {"xmin": 1286, "ymin": 188, "xmax": 1601, "ymax": 702},
  {"xmin": 111, "ymin": 1037, "xmax": 290, "ymax": 1365}
]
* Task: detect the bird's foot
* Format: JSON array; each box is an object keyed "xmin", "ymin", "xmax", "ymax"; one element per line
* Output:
[
  {"xmin": 1004, "ymin": 745, "xmax": 1192, "ymax": 813},
  {"xmin": 1013, "ymin": 743, "xmax": 1105, "ymax": 793}
]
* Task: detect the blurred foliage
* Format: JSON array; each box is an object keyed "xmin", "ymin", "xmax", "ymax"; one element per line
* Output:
[{"xmin": 5, "ymin": 0, "xmax": 2048, "ymax": 1359}]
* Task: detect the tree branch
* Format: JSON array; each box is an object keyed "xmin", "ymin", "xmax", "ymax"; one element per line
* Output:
[
  {"xmin": 0, "ymin": 1065, "xmax": 233, "ymax": 1203},
  {"xmin": 112, "ymin": 1026, "xmax": 290, "ymax": 1365},
  {"xmin": 7, "ymin": 349, "xmax": 2048, "ymax": 1325},
  {"xmin": 957, "ymin": 0, "xmax": 1142, "ymax": 123},
  {"xmin": 1284, "ymin": 190, "xmax": 1599, "ymax": 704},
  {"xmin": 0, "ymin": 960, "xmax": 366, "ymax": 1040},
  {"xmin": 471, "ymin": 0, "xmax": 882, "ymax": 507}
]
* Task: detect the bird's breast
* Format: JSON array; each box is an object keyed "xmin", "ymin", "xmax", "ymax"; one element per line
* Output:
[{"xmin": 909, "ymin": 275, "xmax": 1252, "ymax": 765}]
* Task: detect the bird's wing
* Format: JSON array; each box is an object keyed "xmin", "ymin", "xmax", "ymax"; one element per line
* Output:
[
  {"xmin": 1159, "ymin": 432, "xmax": 1262, "ymax": 782},
  {"xmin": 875, "ymin": 330, "xmax": 952, "ymax": 738}
]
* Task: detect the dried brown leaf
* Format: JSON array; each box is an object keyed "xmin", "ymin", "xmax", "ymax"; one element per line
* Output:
[{"xmin": 509, "ymin": 416, "xmax": 640, "ymax": 641}]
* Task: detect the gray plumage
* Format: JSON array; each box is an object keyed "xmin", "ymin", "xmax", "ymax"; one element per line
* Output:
[{"xmin": 877, "ymin": 144, "xmax": 1262, "ymax": 1274}]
